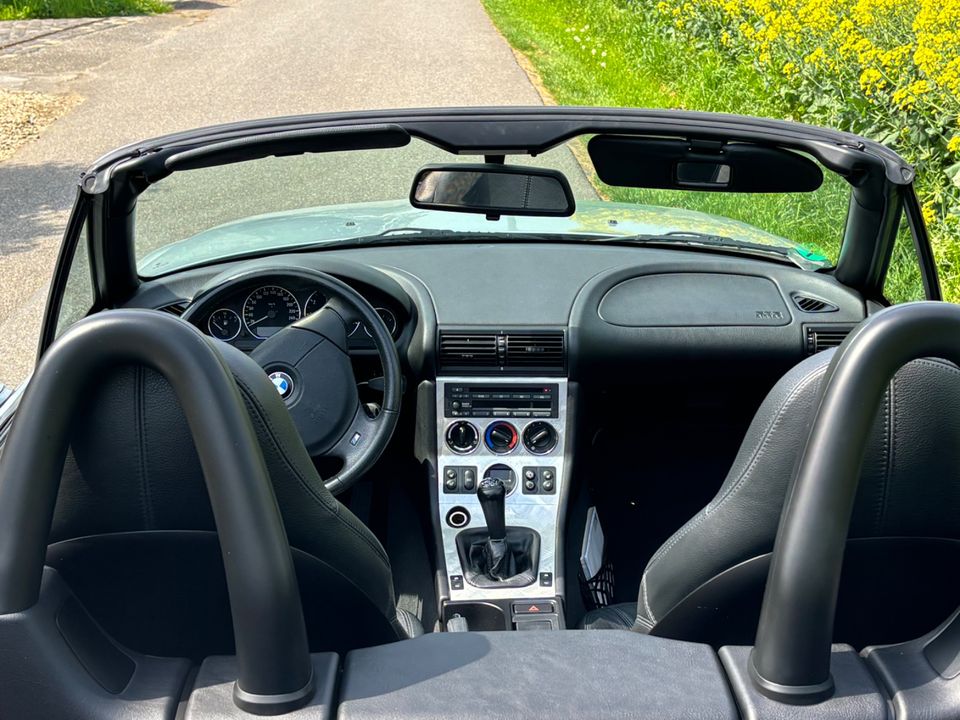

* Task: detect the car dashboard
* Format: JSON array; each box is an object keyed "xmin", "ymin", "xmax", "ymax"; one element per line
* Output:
[{"xmin": 139, "ymin": 241, "xmax": 867, "ymax": 376}]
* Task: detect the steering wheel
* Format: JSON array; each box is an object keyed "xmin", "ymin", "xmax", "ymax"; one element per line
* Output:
[{"xmin": 181, "ymin": 267, "xmax": 402, "ymax": 495}]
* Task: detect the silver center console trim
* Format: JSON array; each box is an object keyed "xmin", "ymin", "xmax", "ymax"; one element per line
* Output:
[{"xmin": 436, "ymin": 376, "xmax": 568, "ymax": 601}]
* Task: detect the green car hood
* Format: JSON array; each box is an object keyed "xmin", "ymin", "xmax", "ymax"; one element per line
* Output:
[{"xmin": 139, "ymin": 199, "xmax": 827, "ymax": 276}]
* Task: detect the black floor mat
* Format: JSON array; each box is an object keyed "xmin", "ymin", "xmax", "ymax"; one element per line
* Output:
[
  {"xmin": 382, "ymin": 474, "xmax": 439, "ymax": 632},
  {"xmin": 582, "ymin": 384, "xmax": 763, "ymax": 606}
]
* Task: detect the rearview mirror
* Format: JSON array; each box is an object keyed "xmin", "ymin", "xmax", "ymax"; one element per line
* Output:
[{"xmin": 410, "ymin": 164, "xmax": 575, "ymax": 217}]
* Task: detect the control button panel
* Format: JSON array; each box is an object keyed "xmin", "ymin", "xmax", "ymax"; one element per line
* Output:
[
  {"xmin": 442, "ymin": 466, "xmax": 478, "ymax": 494},
  {"xmin": 521, "ymin": 466, "xmax": 557, "ymax": 495},
  {"xmin": 445, "ymin": 384, "xmax": 559, "ymax": 419}
]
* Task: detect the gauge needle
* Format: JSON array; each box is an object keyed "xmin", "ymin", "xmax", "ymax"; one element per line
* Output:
[{"xmin": 248, "ymin": 314, "xmax": 269, "ymax": 326}]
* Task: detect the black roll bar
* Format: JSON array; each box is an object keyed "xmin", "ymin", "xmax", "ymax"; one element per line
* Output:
[
  {"xmin": 0, "ymin": 310, "xmax": 314, "ymax": 715},
  {"xmin": 750, "ymin": 301, "xmax": 960, "ymax": 703}
]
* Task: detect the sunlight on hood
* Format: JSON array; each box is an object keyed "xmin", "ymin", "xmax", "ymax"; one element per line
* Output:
[{"xmin": 138, "ymin": 199, "xmax": 826, "ymax": 277}]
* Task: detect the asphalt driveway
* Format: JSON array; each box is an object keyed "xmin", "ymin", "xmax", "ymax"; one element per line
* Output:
[{"xmin": 0, "ymin": 0, "xmax": 586, "ymax": 388}]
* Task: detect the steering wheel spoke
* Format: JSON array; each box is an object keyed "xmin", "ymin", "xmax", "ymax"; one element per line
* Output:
[{"xmin": 325, "ymin": 403, "xmax": 395, "ymax": 494}]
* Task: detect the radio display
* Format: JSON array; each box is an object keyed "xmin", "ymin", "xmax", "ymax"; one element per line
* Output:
[{"xmin": 444, "ymin": 384, "xmax": 559, "ymax": 419}]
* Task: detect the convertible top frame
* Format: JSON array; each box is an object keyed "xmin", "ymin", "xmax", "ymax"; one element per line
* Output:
[{"xmin": 40, "ymin": 107, "xmax": 937, "ymax": 355}]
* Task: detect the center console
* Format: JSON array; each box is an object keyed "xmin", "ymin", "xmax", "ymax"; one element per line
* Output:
[{"xmin": 435, "ymin": 377, "xmax": 570, "ymax": 630}]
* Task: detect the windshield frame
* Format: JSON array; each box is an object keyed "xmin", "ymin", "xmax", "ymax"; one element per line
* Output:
[{"xmin": 76, "ymin": 106, "xmax": 915, "ymax": 307}]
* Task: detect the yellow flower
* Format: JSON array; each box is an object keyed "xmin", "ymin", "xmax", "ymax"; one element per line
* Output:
[
  {"xmin": 805, "ymin": 47, "xmax": 827, "ymax": 66},
  {"xmin": 859, "ymin": 67, "xmax": 886, "ymax": 95},
  {"xmin": 948, "ymin": 136, "xmax": 960, "ymax": 155},
  {"xmin": 922, "ymin": 202, "xmax": 936, "ymax": 226}
]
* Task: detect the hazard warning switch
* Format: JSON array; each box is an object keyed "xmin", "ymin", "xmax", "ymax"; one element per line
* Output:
[{"xmin": 513, "ymin": 601, "xmax": 556, "ymax": 615}]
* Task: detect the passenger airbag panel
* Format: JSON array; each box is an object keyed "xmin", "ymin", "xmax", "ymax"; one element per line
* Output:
[{"xmin": 599, "ymin": 273, "xmax": 790, "ymax": 327}]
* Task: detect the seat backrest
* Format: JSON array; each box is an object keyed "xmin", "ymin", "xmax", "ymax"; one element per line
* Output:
[
  {"xmin": 637, "ymin": 348, "xmax": 960, "ymax": 647},
  {"xmin": 51, "ymin": 341, "xmax": 406, "ymax": 657}
]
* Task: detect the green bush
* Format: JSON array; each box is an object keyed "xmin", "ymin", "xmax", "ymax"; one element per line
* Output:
[
  {"xmin": 0, "ymin": 0, "xmax": 169, "ymax": 20},
  {"xmin": 483, "ymin": 0, "xmax": 957, "ymax": 300}
]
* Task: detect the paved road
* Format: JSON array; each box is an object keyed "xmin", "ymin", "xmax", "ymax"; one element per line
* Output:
[{"xmin": 0, "ymin": 0, "xmax": 588, "ymax": 388}]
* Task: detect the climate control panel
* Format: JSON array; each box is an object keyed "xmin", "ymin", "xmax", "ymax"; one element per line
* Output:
[{"xmin": 444, "ymin": 419, "xmax": 560, "ymax": 456}]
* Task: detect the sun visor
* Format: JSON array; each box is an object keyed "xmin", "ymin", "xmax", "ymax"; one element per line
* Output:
[
  {"xmin": 588, "ymin": 134, "xmax": 823, "ymax": 193},
  {"xmin": 165, "ymin": 124, "xmax": 410, "ymax": 172}
]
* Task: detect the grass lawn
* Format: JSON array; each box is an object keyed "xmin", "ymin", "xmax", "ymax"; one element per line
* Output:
[
  {"xmin": 481, "ymin": 0, "xmax": 916, "ymax": 295},
  {"xmin": 0, "ymin": 0, "xmax": 169, "ymax": 20}
]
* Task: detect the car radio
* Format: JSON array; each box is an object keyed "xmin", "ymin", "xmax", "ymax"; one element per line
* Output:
[{"xmin": 444, "ymin": 384, "xmax": 559, "ymax": 419}]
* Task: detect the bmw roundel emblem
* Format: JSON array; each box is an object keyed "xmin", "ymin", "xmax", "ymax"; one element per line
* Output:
[{"xmin": 268, "ymin": 371, "xmax": 294, "ymax": 399}]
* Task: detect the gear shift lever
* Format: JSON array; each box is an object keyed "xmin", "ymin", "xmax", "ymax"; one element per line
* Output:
[
  {"xmin": 456, "ymin": 472, "xmax": 538, "ymax": 586},
  {"xmin": 477, "ymin": 477, "xmax": 506, "ymax": 541}
]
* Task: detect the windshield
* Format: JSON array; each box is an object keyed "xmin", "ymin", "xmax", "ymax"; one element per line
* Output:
[{"xmin": 135, "ymin": 137, "xmax": 849, "ymax": 277}]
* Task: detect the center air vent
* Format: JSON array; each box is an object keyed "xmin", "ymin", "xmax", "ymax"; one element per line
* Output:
[
  {"xmin": 439, "ymin": 332, "xmax": 499, "ymax": 369},
  {"xmin": 792, "ymin": 293, "xmax": 838, "ymax": 314},
  {"xmin": 505, "ymin": 333, "xmax": 565, "ymax": 368},
  {"xmin": 805, "ymin": 324, "xmax": 857, "ymax": 355},
  {"xmin": 439, "ymin": 330, "xmax": 565, "ymax": 374}
]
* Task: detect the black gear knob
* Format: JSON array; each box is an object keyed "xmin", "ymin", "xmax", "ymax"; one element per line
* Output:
[{"xmin": 477, "ymin": 476, "xmax": 506, "ymax": 541}]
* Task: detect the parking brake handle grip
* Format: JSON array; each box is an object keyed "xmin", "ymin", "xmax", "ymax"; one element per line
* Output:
[{"xmin": 477, "ymin": 477, "xmax": 506, "ymax": 541}]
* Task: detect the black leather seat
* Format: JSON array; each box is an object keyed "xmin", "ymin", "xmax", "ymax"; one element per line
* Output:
[
  {"xmin": 583, "ymin": 348, "xmax": 960, "ymax": 648},
  {"xmin": 47, "ymin": 341, "xmax": 421, "ymax": 660}
]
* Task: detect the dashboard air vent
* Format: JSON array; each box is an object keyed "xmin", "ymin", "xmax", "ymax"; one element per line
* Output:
[
  {"xmin": 439, "ymin": 332, "xmax": 499, "ymax": 369},
  {"xmin": 438, "ymin": 330, "xmax": 566, "ymax": 374},
  {"xmin": 505, "ymin": 332, "xmax": 565, "ymax": 369},
  {"xmin": 792, "ymin": 293, "xmax": 838, "ymax": 313},
  {"xmin": 805, "ymin": 324, "xmax": 856, "ymax": 355},
  {"xmin": 158, "ymin": 301, "xmax": 188, "ymax": 316}
]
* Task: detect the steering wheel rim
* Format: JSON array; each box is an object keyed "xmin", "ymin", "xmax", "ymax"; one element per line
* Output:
[{"xmin": 182, "ymin": 267, "xmax": 401, "ymax": 495}]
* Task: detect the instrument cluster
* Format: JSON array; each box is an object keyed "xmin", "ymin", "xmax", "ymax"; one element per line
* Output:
[{"xmin": 196, "ymin": 279, "xmax": 401, "ymax": 353}]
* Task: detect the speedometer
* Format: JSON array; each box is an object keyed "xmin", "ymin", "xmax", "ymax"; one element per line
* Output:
[{"xmin": 242, "ymin": 286, "xmax": 301, "ymax": 339}]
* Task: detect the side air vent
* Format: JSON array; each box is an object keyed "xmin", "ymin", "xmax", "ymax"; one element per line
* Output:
[
  {"xmin": 505, "ymin": 332, "xmax": 565, "ymax": 369},
  {"xmin": 792, "ymin": 293, "xmax": 838, "ymax": 314},
  {"xmin": 438, "ymin": 332, "xmax": 499, "ymax": 369},
  {"xmin": 157, "ymin": 301, "xmax": 188, "ymax": 316},
  {"xmin": 438, "ymin": 330, "xmax": 566, "ymax": 374},
  {"xmin": 805, "ymin": 324, "xmax": 857, "ymax": 355}
]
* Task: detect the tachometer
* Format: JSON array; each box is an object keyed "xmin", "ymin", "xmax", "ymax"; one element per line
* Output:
[
  {"xmin": 207, "ymin": 308, "xmax": 241, "ymax": 341},
  {"xmin": 243, "ymin": 286, "xmax": 301, "ymax": 339}
]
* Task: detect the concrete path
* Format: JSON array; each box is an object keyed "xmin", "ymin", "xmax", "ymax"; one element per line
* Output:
[{"xmin": 0, "ymin": 0, "xmax": 574, "ymax": 387}]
